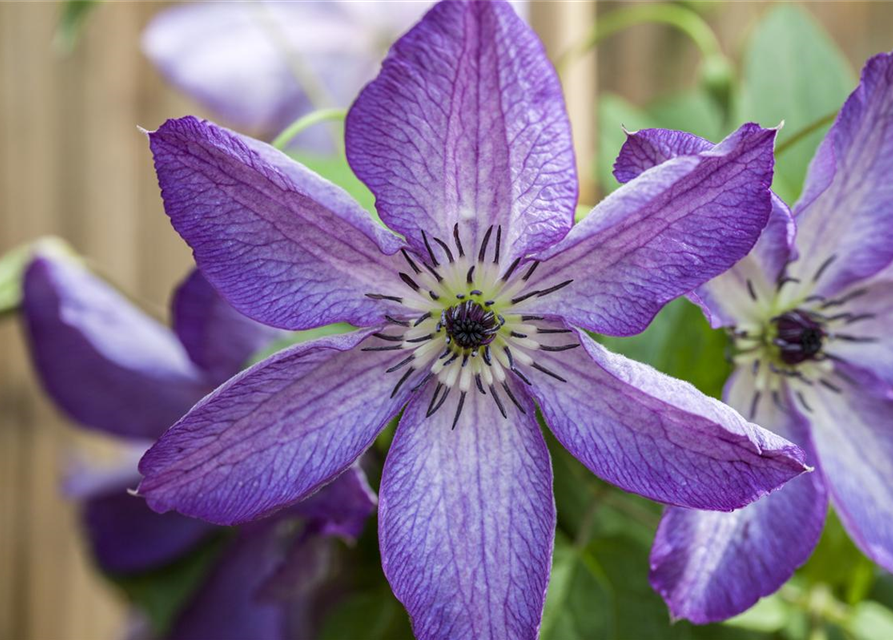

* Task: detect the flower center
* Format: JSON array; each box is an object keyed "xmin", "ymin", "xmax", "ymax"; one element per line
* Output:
[
  {"xmin": 363, "ymin": 224, "xmax": 579, "ymax": 428},
  {"xmin": 773, "ymin": 310, "xmax": 825, "ymax": 365}
]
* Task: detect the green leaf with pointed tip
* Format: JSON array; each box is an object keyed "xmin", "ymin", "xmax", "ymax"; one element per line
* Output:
[{"xmin": 735, "ymin": 4, "xmax": 854, "ymax": 203}]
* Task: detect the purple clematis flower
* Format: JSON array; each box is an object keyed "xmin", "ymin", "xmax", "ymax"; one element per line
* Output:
[
  {"xmin": 142, "ymin": 1, "xmax": 431, "ymax": 145},
  {"xmin": 21, "ymin": 253, "xmax": 375, "ymax": 639},
  {"xmin": 616, "ymin": 51, "xmax": 893, "ymax": 624},
  {"xmin": 138, "ymin": 2, "xmax": 810, "ymax": 637}
]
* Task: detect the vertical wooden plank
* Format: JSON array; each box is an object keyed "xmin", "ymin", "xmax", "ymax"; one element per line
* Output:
[{"xmin": 530, "ymin": 0, "xmax": 598, "ymax": 204}]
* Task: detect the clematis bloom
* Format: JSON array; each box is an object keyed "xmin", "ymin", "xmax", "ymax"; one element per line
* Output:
[
  {"xmin": 22, "ymin": 254, "xmax": 375, "ymax": 639},
  {"xmin": 622, "ymin": 51, "xmax": 893, "ymax": 623},
  {"xmin": 139, "ymin": 2, "xmax": 809, "ymax": 637}
]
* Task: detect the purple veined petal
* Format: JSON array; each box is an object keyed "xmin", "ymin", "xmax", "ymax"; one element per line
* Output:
[
  {"xmin": 612, "ymin": 127, "xmax": 712, "ymax": 184},
  {"xmin": 380, "ymin": 382, "xmax": 554, "ymax": 640},
  {"xmin": 149, "ymin": 116, "xmax": 404, "ymax": 332},
  {"xmin": 649, "ymin": 366, "xmax": 828, "ymax": 624},
  {"xmin": 345, "ymin": 0, "xmax": 577, "ymax": 263},
  {"xmin": 172, "ymin": 268, "xmax": 287, "ymax": 385},
  {"xmin": 142, "ymin": 2, "xmax": 382, "ymax": 144},
  {"xmin": 83, "ymin": 483, "xmax": 217, "ymax": 575},
  {"xmin": 689, "ymin": 196, "xmax": 796, "ymax": 329},
  {"xmin": 22, "ymin": 255, "xmax": 209, "ymax": 441},
  {"xmin": 290, "ymin": 465, "xmax": 376, "ymax": 541},
  {"xmin": 823, "ymin": 276, "xmax": 893, "ymax": 388},
  {"xmin": 138, "ymin": 329, "xmax": 411, "ymax": 525},
  {"xmin": 611, "ymin": 126, "xmax": 796, "ymax": 328},
  {"xmin": 808, "ymin": 363, "xmax": 893, "ymax": 572},
  {"xmin": 789, "ymin": 51, "xmax": 893, "ymax": 297},
  {"xmin": 524, "ymin": 124, "xmax": 777, "ymax": 336},
  {"xmin": 531, "ymin": 329, "xmax": 809, "ymax": 510},
  {"xmin": 168, "ymin": 522, "xmax": 288, "ymax": 640}
]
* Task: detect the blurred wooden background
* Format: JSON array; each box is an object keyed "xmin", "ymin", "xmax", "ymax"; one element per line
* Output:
[{"xmin": 1, "ymin": 2, "xmax": 892, "ymax": 639}]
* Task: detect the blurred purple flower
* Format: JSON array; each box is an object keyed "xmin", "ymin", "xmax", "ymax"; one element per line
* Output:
[
  {"xmin": 22, "ymin": 254, "xmax": 376, "ymax": 639},
  {"xmin": 138, "ymin": 1, "xmax": 809, "ymax": 637},
  {"xmin": 141, "ymin": 1, "xmax": 431, "ymax": 148},
  {"xmin": 611, "ymin": 52, "xmax": 893, "ymax": 623}
]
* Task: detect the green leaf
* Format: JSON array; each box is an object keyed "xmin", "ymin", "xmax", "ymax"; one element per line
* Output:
[
  {"xmin": 735, "ymin": 4, "xmax": 855, "ymax": 202},
  {"xmin": 318, "ymin": 587, "xmax": 414, "ymax": 640},
  {"xmin": 849, "ymin": 601, "xmax": 893, "ymax": 640},
  {"xmin": 54, "ymin": 0, "xmax": 100, "ymax": 54},
  {"xmin": 799, "ymin": 509, "xmax": 876, "ymax": 597},
  {"xmin": 726, "ymin": 594, "xmax": 792, "ymax": 633},
  {"xmin": 247, "ymin": 323, "xmax": 355, "ymax": 366},
  {"xmin": 110, "ymin": 534, "xmax": 229, "ymax": 636},
  {"xmin": 288, "ymin": 151, "xmax": 377, "ymax": 217},
  {"xmin": 648, "ymin": 89, "xmax": 725, "ymax": 142}
]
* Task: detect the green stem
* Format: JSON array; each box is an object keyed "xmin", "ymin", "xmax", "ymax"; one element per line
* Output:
[
  {"xmin": 272, "ymin": 108, "xmax": 347, "ymax": 151},
  {"xmin": 557, "ymin": 3, "xmax": 724, "ymax": 75},
  {"xmin": 776, "ymin": 111, "xmax": 838, "ymax": 157}
]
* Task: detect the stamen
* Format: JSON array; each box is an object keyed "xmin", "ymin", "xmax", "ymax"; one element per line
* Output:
[
  {"xmin": 776, "ymin": 276, "xmax": 800, "ymax": 290},
  {"xmin": 452, "ymin": 223, "xmax": 465, "ymax": 258},
  {"xmin": 531, "ymin": 361, "xmax": 567, "ymax": 382},
  {"xmin": 372, "ymin": 332, "xmax": 403, "ymax": 342},
  {"xmin": 819, "ymin": 379, "xmax": 842, "ymax": 394},
  {"xmin": 466, "ymin": 265, "xmax": 475, "ymax": 284},
  {"xmin": 426, "ymin": 383, "xmax": 444, "ymax": 416},
  {"xmin": 401, "ymin": 249, "xmax": 421, "ymax": 274},
  {"xmin": 501, "ymin": 381, "xmax": 526, "ymax": 414},
  {"xmin": 749, "ymin": 391, "xmax": 761, "ymax": 420},
  {"xmin": 813, "ymin": 254, "xmax": 837, "ymax": 282},
  {"xmin": 796, "ymin": 391, "xmax": 813, "ymax": 413},
  {"xmin": 432, "ymin": 236, "xmax": 455, "ymax": 263},
  {"xmin": 385, "ymin": 315, "xmax": 410, "ymax": 327},
  {"xmin": 366, "ymin": 293, "xmax": 402, "ymax": 303},
  {"xmin": 522, "ymin": 261, "xmax": 540, "ymax": 282},
  {"xmin": 413, "ymin": 312, "xmax": 431, "ymax": 327},
  {"xmin": 451, "ymin": 391, "xmax": 467, "ymax": 430},
  {"xmin": 746, "ymin": 279, "xmax": 758, "ymax": 301},
  {"xmin": 501, "ymin": 257, "xmax": 522, "ymax": 282},
  {"xmin": 832, "ymin": 334, "xmax": 878, "ymax": 343},
  {"xmin": 422, "ymin": 260, "xmax": 443, "ymax": 282},
  {"xmin": 540, "ymin": 343, "xmax": 580, "ymax": 352},
  {"xmin": 399, "ymin": 272, "xmax": 420, "ymax": 291},
  {"xmin": 475, "ymin": 374, "xmax": 486, "ymax": 394},
  {"xmin": 478, "ymin": 226, "xmax": 494, "ymax": 263},
  {"xmin": 429, "ymin": 290, "xmax": 440, "ymax": 301},
  {"xmin": 411, "ymin": 372, "xmax": 434, "ymax": 393},
  {"xmin": 427, "ymin": 385, "xmax": 451, "ymax": 417},
  {"xmin": 821, "ymin": 288, "xmax": 868, "ymax": 309},
  {"xmin": 537, "ymin": 328, "xmax": 572, "ymax": 334},
  {"xmin": 845, "ymin": 313, "xmax": 876, "ymax": 324},
  {"xmin": 421, "ymin": 230, "xmax": 440, "ymax": 267},
  {"xmin": 512, "ymin": 280, "xmax": 573, "ymax": 304},
  {"xmin": 405, "ymin": 334, "xmax": 433, "ymax": 344},
  {"xmin": 391, "ymin": 368, "xmax": 414, "ymax": 397},
  {"xmin": 386, "ymin": 354, "xmax": 414, "ymax": 373},
  {"xmin": 513, "ymin": 367, "xmax": 532, "ymax": 385},
  {"xmin": 510, "ymin": 331, "xmax": 528, "ymax": 338},
  {"xmin": 362, "ymin": 345, "xmax": 404, "ymax": 352},
  {"xmin": 489, "ymin": 384, "xmax": 507, "ymax": 418},
  {"xmin": 494, "ymin": 226, "xmax": 502, "ymax": 264},
  {"xmin": 772, "ymin": 390, "xmax": 785, "ymax": 411}
]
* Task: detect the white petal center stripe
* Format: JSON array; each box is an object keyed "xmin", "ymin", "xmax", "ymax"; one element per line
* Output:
[
  {"xmin": 730, "ymin": 252, "xmax": 880, "ymax": 418},
  {"xmin": 363, "ymin": 224, "xmax": 579, "ymax": 427}
]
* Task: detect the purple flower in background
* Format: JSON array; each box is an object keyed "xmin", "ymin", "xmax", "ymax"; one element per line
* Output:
[
  {"xmin": 610, "ymin": 52, "xmax": 893, "ymax": 623},
  {"xmin": 138, "ymin": 2, "xmax": 809, "ymax": 637},
  {"xmin": 22, "ymin": 254, "xmax": 375, "ymax": 639},
  {"xmin": 141, "ymin": 1, "xmax": 431, "ymax": 145}
]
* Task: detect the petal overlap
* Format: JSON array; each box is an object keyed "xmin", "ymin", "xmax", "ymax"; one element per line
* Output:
[
  {"xmin": 150, "ymin": 116, "xmax": 403, "ymax": 331},
  {"xmin": 523, "ymin": 124, "xmax": 777, "ymax": 336},
  {"xmin": 345, "ymin": 0, "xmax": 577, "ymax": 262},
  {"xmin": 22, "ymin": 255, "xmax": 208, "ymax": 440},
  {"xmin": 379, "ymin": 384, "xmax": 554, "ymax": 640},
  {"xmin": 138, "ymin": 329, "xmax": 410, "ymax": 525},
  {"xmin": 649, "ymin": 368, "xmax": 827, "ymax": 623},
  {"xmin": 530, "ymin": 330, "xmax": 808, "ymax": 510}
]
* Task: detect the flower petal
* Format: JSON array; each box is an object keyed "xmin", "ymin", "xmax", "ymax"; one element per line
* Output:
[
  {"xmin": 808, "ymin": 364, "xmax": 893, "ymax": 571},
  {"xmin": 524, "ymin": 124, "xmax": 776, "ymax": 336},
  {"xmin": 149, "ymin": 116, "xmax": 403, "ymax": 331},
  {"xmin": 84, "ymin": 485, "xmax": 216, "ymax": 574},
  {"xmin": 168, "ymin": 523, "xmax": 288, "ymax": 640},
  {"xmin": 138, "ymin": 329, "xmax": 410, "ymax": 525},
  {"xmin": 649, "ymin": 367, "xmax": 827, "ymax": 623},
  {"xmin": 790, "ymin": 51, "xmax": 893, "ymax": 297},
  {"xmin": 22, "ymin": 255, "xmax": 208, "ymax": 440},
  {"xmin": 345, "ymin": 0, "xmax": 576, "ymax": 262},
  {"xmin": 380, "ymin": 384, "xmax": 554, "ymax": 640},
  {"xmin": 611, "ymin": 127, "xmax": 796, "ymax": 328},
  {"xmin": 824, "ymin": 278, "xmax": 893, "ymax": 388},
  {"xmin": 290, "ymin": 465, "xmax": 376, "ymax": 541},
  {"xmin": 530, "ymin": 330, "xmax": 808, "ymax": 510},
  {"xmin": 172, "ymin": 268, "xmax": 286, "ymax": 385}
]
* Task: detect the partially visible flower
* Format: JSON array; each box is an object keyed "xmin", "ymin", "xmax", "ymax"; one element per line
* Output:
[
  {"xmin": 141, "ymin": 1, "xmax": 431, "ymax": 146},
  {"xmin": 138, "ymin": 2, "xmax": 808, "ymax": 637},
  {"xmin": 21, "ymin": 253, "xmax": 375, "ymax": 639},
  {"xmin": 611, "ymin": 51, "xmax": 893, "ymax": 623}
]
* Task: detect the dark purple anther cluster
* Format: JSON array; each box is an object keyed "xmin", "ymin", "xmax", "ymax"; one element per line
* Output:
[
  {"xmin": 774, "ymin": 310, "xmax": 825, "ymax": 365},
  {"xmin": 442, "ymin": 300, "xmax": 499, "ymax": 350}
]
